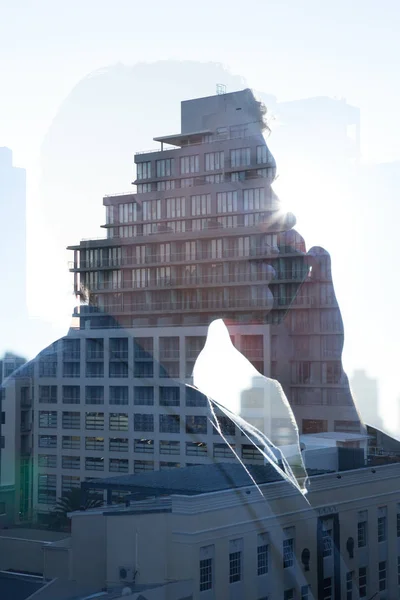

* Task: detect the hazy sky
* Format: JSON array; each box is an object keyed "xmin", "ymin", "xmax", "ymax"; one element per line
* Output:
[{"xmin": 1, "ymin": 0, "xmax": 400, "ymax": 429}]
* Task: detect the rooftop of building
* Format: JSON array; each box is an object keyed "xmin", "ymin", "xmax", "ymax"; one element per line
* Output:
[
  {"xmin": 0, "ymin": 571, "xmax": 44, "ymax": 600},
  {"xmin": 83, "ymin": 462, "xmax": 283, "ymax": 500},
  {"xmin": 0, "ymin": 528, "xmax": 69, "ymax": 543}
]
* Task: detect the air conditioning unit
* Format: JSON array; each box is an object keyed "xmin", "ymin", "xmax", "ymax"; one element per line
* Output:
[{"xmin": 118, "ymin": 566, "xmax": 135, "ymax": 582}]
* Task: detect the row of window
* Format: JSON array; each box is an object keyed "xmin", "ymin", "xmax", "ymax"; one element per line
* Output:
[
  {"xmin": 79, "ymin": 234, "xmax": 280, "ymax": 269},
  {"xmin": 107, "ymin": 188, "xmax": 272, "ymax": 228},
  {"xmin": 38, "ymin": 412, "xmax": 234, "ymax": 434},
  {"xmin": 38, "ymin": 440, "xmax": 251, "ymax": 461},
  {"xmin": 38, "ymin": 386, "xmax": 203, "ymax": 405},
  {"xmin": 136, "ymin": 146, "xmax": 271, "ymax": 180},
  {"xmin": 199, "ymin": 548, "xmax": 392, "ymax": 599},
  {"xmin": 135, "ymin": 166, "xmax": 274, "ymax": 195},
  {"xmin": 108, "ymin": 210, "xmax": 275, "ymax": 238}
]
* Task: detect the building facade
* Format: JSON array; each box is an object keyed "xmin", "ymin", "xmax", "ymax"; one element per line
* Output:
[
  {"xmin": 40, "ymin": 462, "xmax": 400, "ymax": 600},
  {"xmin": 1, "ymin": 89, "xmax": 363, "ymax": 523}
]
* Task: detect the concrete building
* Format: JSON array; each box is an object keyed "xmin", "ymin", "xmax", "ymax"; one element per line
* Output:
[
  {"xmin": 0, "ymin": 353, "xmax": 28, "ymax": 525},
  {"xmin": 0, "ymin": 461, "xmax": 398, "ymax": 599},
  {"xmin": 0, "ymin": 89, "xmax": 364, "ymax": 524}
]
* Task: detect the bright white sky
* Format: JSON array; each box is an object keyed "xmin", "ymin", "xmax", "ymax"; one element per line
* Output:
[{"xmin": 1, "ymin": 0, "xmax": 400, "ymax": 429}]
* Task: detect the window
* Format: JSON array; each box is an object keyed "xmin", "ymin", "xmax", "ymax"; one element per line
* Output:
[
  {"xmin": 85, "ymin": 437, "xmax": 104, "ymax": 451},
  {"xmin": 134, "ymin": 414, "xmax": 154, "ymax": 432},
  {"xmin": 322, "ymin": 528, "xmax": 333, "ymax": 558},
  {"xmin": 257, "ymin": 542, "xmax": 268, "ymax": 576},
  {"xmin": 180, "ymin": 154, "xmax": 199, "ymax": 174},
  {"xmin": 243, "ymin": 187, "xmax": 266, "ymax": 211},
  {"xmin": 205, "ymin": 173, "xmax": 223, "ymax": 183},
  {"xmin": 109, "ymin": 437, "xmax": 128, "ymax": 452},
  {"xmin": 230, "ymin": 147, "xmax": 250, "ymax": 167},
  {"xmin": 134, "ymin": 387, "xmax": 154, "ymax": 406},
  {"xmin": 132, "ymin": 268, "xmax": 150, "ymax": 288},
  {"xmin": 118, "ymin": 202, "xmax": 138, "ymax": 223},
  {"xmin": 302, "ymin": 419, "xmax": 327, "ymax": 434},
  {"xmin": 160, "ymin": 387, "xmax": 180, "ymax": 406},
  {"xmin": 86, "ymin": 362, "xmax": 104, "ymax": 378},
  {"xmin": 398, "ymin": 556, "xmax": 400, "ymax": 585},
  {"xmin": 241, "ymin": 445, "xmax": 264, "ymax": 461},
  {"xmin": 157, "ymin": 179, "xmax": 175, "ymax": 191},
  {"xmin": 346, "ymin": 571, "xmax": 353, "ymax": 600},
  {"xmin": 359, "ymin": 566, "xmax": 367, "ymax": 598},
  {"xmin": 38, "ymin": 474, "xmax": 57, "ymax": 504},
  {"xmin": 109, "ymin": 337, "xmax": 128, "ymax": 359},
  {"xmin": 109, "ymin": 413, "xmax": 128, "ymax": 431},
  {"xmin": 134, "ymin": 361, "xmax": 153, "ymax": 378},
  {"xmin": 229, "ymin": 551, "xmax": 242, "ymax": 583},
  {"xmin": 109, "ymin": 362, "xmax": 128, "ymax": 378},
  {"xmin": 39, "ymin": 354, "xmax": 57, "ymax": 377},
  {"xmin": 205, "ymin": 151, "xmax": 224, "ymax": 171},
  {"xmin": 283, "ymin": 538, "xmax": 294, "ymax": 568},
  {"xmin": 137, "ymin": 182, "xmax": 152, "ymax": 193},
  {"xmin": 62, "ymin": 411, "xmax": 80, "ymax": 429},
  {"xmin": 134, "ymin": 439, "xmax": 154, "ymax": 453},
  {"xmin": 334, "ymin": 420, "xmax": 360, "ymax": 433},
  {"xmin": 109, "ymin": 386, "xmax": 128, "ymax": 405},
  {"xmin": 62, "ymin": 455, "xmax": 80, "ymax": 470},
  {"xmin": 166, "ymin": 196, "xmax": 185, "ymax": 218},
  {"xmin": 217, "ymin": 191, "xmax": 238, "ymax": 213},
  {"xmin": 156, "ymin": 158, "xmax": 174, "ymax": 177},
  {"xmin": 152, "ymin": 441, "xmax": 177, "ymax": 458},
  {"xmin": 160, "ymin": 414, "xmax": 180, "ymax": 433},
  {"xmin": 62, "ymin": 436, "xmax": 80, "ymax": 449},
  {"xmin": 397, "ymin": 505, "xmax": 400, "ymax": 537},
  {"xmin": 85, "ymin": 457, "xmax": 104, "ymax": 471},
  {"xmin": 323, "ymin": 577, "xmax": 332, "ymax": 600},
  {"xmin": 378, "ymin": 561, "xmax": 386, "ymax": 591},
  {"xmin": 186, "ymin": 386, "xmax": 207, "ymax": 407},
  {"xmin": 186, "ymin": 415, "xmax": 207, "ymax": 435},
  {"xmin": 86, "ymin": 338, "xmax": 104, "ymax": 360},
  {"xmin": 85, "ymin": 386, "xmax": 104, "ymax": 405},
  {"xmin": 62, "ymin": 475, "xmax": 80, "ymax": 493},
  {"xmin": 134, "ymin": 460, "xmax": 154, "ymax": 473},
  {"xmin": 38, "ymin": 454, "xmax": 57, "ymax": 468},
  {"xmin": 62, "ymin": 386, "xmax": 80, "ymax": 404},
  {"xmin": 301, "ymin": 585, "xmax": 311, "ymax": 600},
  {"xmin": 378, "ymin": 509, "xmax": 387, "ymax": 542},
  {"xmin": 191, "ymin": 194, "xmax": 211, "ymax": 216},
  {"xmin": 160, "ymin": 461, "xmax": 180, "ymax": 470},
  {"xmin": 137, "ymin": 161, "xmax": 151, "ymax": 180},
  {"xmin": 186, "ymin": 442, "xmax": 207, "ymax": 456},
  {"xmin": 39, "ymin": 385, "xmax": 57, "ymax": 404},
  {"xmin": 214, "ymin": 443, "xmax": 235, "ymax": 458},
  {"xmin": 284, "ymin": 591, "xmax": 294, "ymax": 600},
  {"xmin": 39, "ymin": 411, "xmax": 57, "ymax": 428},
  {"xmin": 256, "ymin": 145, "xmax": 268, "ymax": 164},
  {"xmin": 181, "ymin": 177, "xmax": 194, "ymax": 188},
  {"xmin": 39, "ymin": 435, "xmax": 57, "ymax": 448},
  {"xmin": 357, "ymin": 519, "xmax": 367, "ymax": 547},
  {"xmin": 143, "ymin": 199, "xmax": 161, "ymax": 220},
  {"xmin": 199, "ymin": 553, "xmax": 213, "ymax": 592},
  {"xmin": 213, "ymin": 415, "xmax": 235, "ymax": 436},
  {"xmin": 109, "ymin": 458, "xmax": 129, "ymax": 473},
  {"xmin": 85, "ymin": 412, "xmax": 104, "ymax": 430}
]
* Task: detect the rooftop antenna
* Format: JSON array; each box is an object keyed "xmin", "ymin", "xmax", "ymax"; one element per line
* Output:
[{"xmin": 216, "ymin": 84, "xmax": 226, "ymax": 95}]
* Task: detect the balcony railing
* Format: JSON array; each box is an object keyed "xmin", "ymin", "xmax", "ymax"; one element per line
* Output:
[{"xmin": 87, "ymin": 298, "xmax": 273, "ymax": 314}]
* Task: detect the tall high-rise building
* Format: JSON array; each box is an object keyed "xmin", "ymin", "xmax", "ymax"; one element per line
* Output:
[
  {"xmin": 350, "ymin": 369, "xmax": 384, "ymax": 431},
  {"xmin": 1, "ymin": 89, "xmax": 363, "ymax": 524},
  {"xmin": 0, "ymin": 148, "xmax": 26, "ymax": 353}
]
